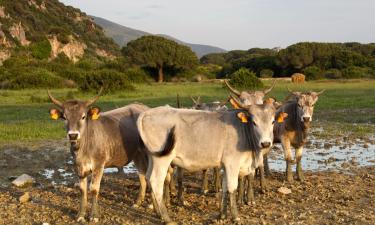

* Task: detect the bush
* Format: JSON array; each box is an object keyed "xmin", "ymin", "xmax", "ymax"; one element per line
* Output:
[
  {"xmin": 303, "ymin": 66, "xmax": 323, "ymax": 80},
  {"xmin": 9, "ymin": 69, "xmax": 65, "ymax": 89},
  {"xmin": 341, "ymin": 66, "xmax": 372, "ymax": 79},
  {"xmin": 30, "ymin": 39, "xmax": 52, "ymax": 60},
  {"xmin": 228, "ymin": 68, "xmax": 263, "ymax": 89},
  {"xmin": 324, "ymin": 69, "xmax": 342, "ymax": 79},
  {"xmin": 259, "ymin": 69, "xmax": 274, "ymax": 78},
  {"xmin": 78, "ymin": 69, "xmax": 135, "ymax": 92},
  {"xmin": 124, "ymin": 67, "xmax": 151, "ymax": 83}
]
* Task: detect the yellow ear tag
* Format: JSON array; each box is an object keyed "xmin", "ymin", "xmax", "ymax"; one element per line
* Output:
[
  {"xmin": 51, "ymin": 113, "xmax": 59, "ymax": 120},
  {"xmin": 91, "ymin": 112, "xmax": 100, "ymax": 120},
  {"xmin": 277, "ymin": 112, "xmax": 288, "ymax": 123},
  {"xmin": 237, "ymin": 112, "xmax": 248, "ymax": 123},
  {"xmin": 230, "ymin": 99, "xmax": 240, "ymax": 109}
]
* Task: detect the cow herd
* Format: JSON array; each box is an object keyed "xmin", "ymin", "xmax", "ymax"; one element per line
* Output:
[{"xmin": 47, "ymin": 81, "xmax": 324, "ymax": 224}]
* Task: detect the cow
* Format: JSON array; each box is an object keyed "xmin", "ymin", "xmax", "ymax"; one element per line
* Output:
[
  {"xmin": 47, "ymin": 89, "xmax": 149, "ymax": 222},
  {"xmin": 137, "ymin": 96, "xmax": 279, "ymax": 224},
  {"xmin": 224, "ymin": 79, "xmax": 275, "ymax": 105},
  {"xmin": 272, "ymin": 89, "xmax": 324, "ymax": 182},
  {"xmin": 190, "ymin": 96, "xmax": 228, "ymax": 112}
]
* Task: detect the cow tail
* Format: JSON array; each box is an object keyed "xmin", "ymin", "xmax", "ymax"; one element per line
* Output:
[{"xmin": 153, "ymin": 126, "xmax": 176, "ymax": 157}]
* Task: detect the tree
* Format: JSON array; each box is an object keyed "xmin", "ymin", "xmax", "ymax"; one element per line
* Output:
[
  {"xmin": 122, "ymin": 36, "xmax": 198, "ymax": 82},
  {"xmin": 229, "ymin": 68, "xmax": 263, "ymax": 89}
]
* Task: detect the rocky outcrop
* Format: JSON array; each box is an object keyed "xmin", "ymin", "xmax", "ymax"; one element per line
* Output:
[
  {"xmin": 95, "ymin": 49, "xmax": 115, "ymax": 59},
  {"xmin": 0, "ymin": 6, "xmax": 9, "ymax": 18},
  {"xmin": 48, "ymin": 35, "xmax": 86, "ymax": 63},
  {"xmin": 0, "ymin": 50, "xmax": 11, "ymax": 66},
  {"xmin": 28, "ymin": 0, "xmax": 47, "ymax": 11},
  {"xmin": 9, "ymin": 22, "xmax": 30, "ymax": 46}
]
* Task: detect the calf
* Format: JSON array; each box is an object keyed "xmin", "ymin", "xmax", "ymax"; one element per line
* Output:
[
  {"xmin": 137, "ymin": 97, "xmax": 279, "ymax": 224},
  {"xmin": 48, "ymin": 90, "xmax": 149, "ymax": 222},
  {"xmin": 273, "ymin": 89, "xmax": 324, "ymax": 182}
]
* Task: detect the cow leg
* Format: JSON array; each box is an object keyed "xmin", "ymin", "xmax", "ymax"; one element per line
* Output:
[
  {"xmin": 168, "ymin": 166, "xmax": 177, "ymax": 196},
  {"xmin": 237, "ymin": 176, "xmax": 244, "ymax": 205},
  {"xmin": 164, "ymin": 171, "xmax": 171, "ymax": 207},
  {"xmin": 226, "ymin": 167, "xmax": 240, "ymax": 221},
  {"xmin": 176, "ymin": 167, "xmax": 185, "ymax": 205},
  {"xmin": 133, "ymin": 173, "xmax": 147, "ymax": 207},
  {"xmin": 246, "ymin": 174, "xmax": 255, "ymax": 205},
  {"xmin": 219, "ymin": 171, "xmax": 228, "ymax": 220},
  {"xmin": 214, "ymin": 167, "xmax": 222, "ymax": 193},
  {"xmin": 282, "ymin": 138, "xmax": 293, "ymax": 182},
  {"xmin": 148, "ymin": 158, "xmax": 175, "ymax": 224},
  {"xmin": 296, "ymin": 147, "xmax": 304, "ymax": 182},
  {"xmin": 258, "ymin": 165, "xmax": 267, "ymax": 193},
  {"xmin": 89, "ymin": 166, "xmax": 104, "ymax": 222},
  {"xmin": 76, "ymin": 177, "xmax": 88, "ymax": 222},
  {"xmin": 263, "ymin": 154, "xmax": 271, "ymax": 176},
  {"xmin": 201, "ymin": 169, "xmax": 209, "ymax": 194},
  {"xmin": 117, "ymin": 166, "xmax": 124, "ymax": 175}
]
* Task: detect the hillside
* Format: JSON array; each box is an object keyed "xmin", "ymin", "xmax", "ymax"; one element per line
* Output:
[
  {"xmin": 92, "ymin": 16, "xmax": 226, "ymax": 58},
  {"xmin": 0, "ymin": 0, "xmax": 119, "ymax": 65}
]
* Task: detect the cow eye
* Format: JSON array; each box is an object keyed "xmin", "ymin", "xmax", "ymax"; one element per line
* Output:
[
  {"xmin": 81, "ymin": 115, "xmax": 86, "ymax": 120},
  {"xmin": 272, "ymin": 120, "xmax": 275, "ymax": 124},
  {"xmin": 252, "ymin": 121, "xmax": 257, "ymax": 126}
]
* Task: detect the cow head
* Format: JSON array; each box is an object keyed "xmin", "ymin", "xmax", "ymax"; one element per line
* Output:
[
  {"xmin": 48, "ymin": 88, "xmax": 103, "ymax": 148},
  {"xmin": 231, "ymin": 94, "xmax": 283, "ymax": 150},
  {"xmin": 225, "ymin": 80, "xmax": 275, "ymax": 106},
  {"xmin": 288, "ymin": 88, "xmax": 325, "ymax": 123},
  {"xmin": 191, "ymin": 96, "xmax": 228, "ymax": 111}
]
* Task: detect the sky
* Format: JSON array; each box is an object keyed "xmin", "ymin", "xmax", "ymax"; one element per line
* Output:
[{"xmin": 60, "ymin": 0, "xmax": 375, "ymax": 50}]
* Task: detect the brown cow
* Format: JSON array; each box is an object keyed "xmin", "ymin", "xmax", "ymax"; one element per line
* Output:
[
  {"xmin": 48, "ymin": 89, "xmax": 149, "ymax": 222},
  {"xmin": 272, "ymin": 89, "xmax": 324, "ymax": 182}
]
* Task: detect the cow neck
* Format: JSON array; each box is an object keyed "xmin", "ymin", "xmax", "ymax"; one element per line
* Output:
[
  {"xmin": 75, "ymin": 118, "xmax": 100, "ymax": 154},
  {"xmin": 285, "ymin": 101, "xmax": 309, "ymax": 146},
  {"xmin": 241, "ymin": 110, "xmax": 260, "ymax": 152}
]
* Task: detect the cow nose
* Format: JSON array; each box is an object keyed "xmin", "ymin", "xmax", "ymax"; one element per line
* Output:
[
  {"xmin": 303, "ymin": 117, "xmax": 310, "ymax": 122},
  {"xmin": 68, "ymin": 133, "xmax": 78, "ymax": 140},
  {"xmin": 261, "ymin": 142, "xmax": 271, "ymax": 148}
]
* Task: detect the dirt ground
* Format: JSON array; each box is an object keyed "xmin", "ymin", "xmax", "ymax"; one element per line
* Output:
[{"xmin": 0, "ymin": 141, "xmax": 374, "ymax": 225}]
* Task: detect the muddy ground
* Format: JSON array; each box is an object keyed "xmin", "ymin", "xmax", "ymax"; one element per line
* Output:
[{"xmin": 0, "ymin": 139, "xmax": 375, "ymax": 225}]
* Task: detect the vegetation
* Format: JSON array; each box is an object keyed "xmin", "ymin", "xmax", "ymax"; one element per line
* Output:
[
  {"xmin": 201, "ymin": 42, "xmax": 375, "ymax": 80},
  {"xmin": 0, "ymin": 80, "xmax": 374, "ymax": 144},
  {"xmin": 228, "ymin": 68, "xmax": 263, "ymax": 89},
  {"xmin": 122, "ymin": 36, "xmax": 199, "ymax": 82}
]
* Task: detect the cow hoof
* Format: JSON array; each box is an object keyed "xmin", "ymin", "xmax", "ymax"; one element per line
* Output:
[
  {"xmin": 90, "ymin": 217, "xmax": 99, "ymax": 223},
  {"xmin": 76, "ymin": 217, "xmax": 86, "ymax": 223},
  {"xmin": 246, "ymin": 201, "xmax": 255, "ymax": 206}
]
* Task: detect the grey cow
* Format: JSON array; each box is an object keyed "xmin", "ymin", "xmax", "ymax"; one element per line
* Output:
[
  {"xmin": 48, "ymin": 90, "xmax": 149, "ymax": 222},
  {"xmin": 273, "ymin": 89, "xmax": 324, "ymax": 182},
  {"xmin": 137, "ymin": 98, "xmax": 279, "ymax": 224}
]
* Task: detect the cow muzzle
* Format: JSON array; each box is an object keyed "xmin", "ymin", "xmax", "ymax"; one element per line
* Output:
[
  {"xmin": 67, "ymin": 131, "xmax": 81, "ymax": 142},
  {"xmin": 302, "ymin": 117, "xmax": 311, "ymax": 122},
  {"xmin": 261, "ymin": 142, "xmax": 271, "ymax": 148}
]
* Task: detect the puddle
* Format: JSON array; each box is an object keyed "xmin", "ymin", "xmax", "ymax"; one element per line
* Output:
[{"xmin": 268, "ymin": 138, "xmax": 375, "ymax": 172}]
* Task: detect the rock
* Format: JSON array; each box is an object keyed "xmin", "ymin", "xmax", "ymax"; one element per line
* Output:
[
  {"xmin": 278, "ymin": 187, "xmax": 292, "ymax": 195},
  {"xmin": 19, "ymin": 192, "xmax": 30, "ymax": 203},
  {"xmin": 363, "ymin": 143, "xmax": 369, "ymax": 148},
  {"xmin": 12, "ymin": 174, "xmax": 34, "ymax": 187}
]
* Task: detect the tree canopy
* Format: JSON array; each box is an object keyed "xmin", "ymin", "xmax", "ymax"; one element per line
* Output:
[{"xmin": 121, "ymin": 35, "xmax": 198, "ymax": 82}]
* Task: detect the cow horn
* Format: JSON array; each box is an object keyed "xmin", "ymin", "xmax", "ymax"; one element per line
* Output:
[
  {"xmin": 263, "ymin": 79, "xmax": 276, "ymax": 95},
  {"xmin": 315, "ymin": 89, "xmax": 326, "ymax": 96},
  {"xmin": 176, "ymin": 94, "xmax": 181, "ymax": 108},
  {"xmin": 190, "ymin": 96, "xmax": 197, "ymax": 104},
  {"xmin": 219, "ymin": 96, "xmax": 231, "ymax": 107},
  {"xmin": 86, "ymin": 87, "xmax": 104, "ymax": 107},
  {"xmin": 224, "ymin": 80, "xmax": 241, "ymax": 96},
  {"xmin": 47, "ymin": 90, "xmax": 63, "ymax": 108},
  {"xmin": 230, "ymin": 93, "xmax": 248, "ymax": 109}
]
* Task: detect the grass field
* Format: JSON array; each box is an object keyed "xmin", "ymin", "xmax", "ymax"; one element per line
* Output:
[{"xmin": 0, "ymin": 79, "xmax": 374, "ymax": 144}]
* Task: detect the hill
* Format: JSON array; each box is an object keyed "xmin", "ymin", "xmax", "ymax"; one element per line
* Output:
[
  {"xmin": 91, "ymin": 16, "xmax": 226, "ymax": 58},
  {"xmin": 0, "ymin": 0, "xmax": 119, "ymax": 65}
]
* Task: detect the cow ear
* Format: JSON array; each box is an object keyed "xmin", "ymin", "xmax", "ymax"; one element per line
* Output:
[
  {"xmin": 89, "ymin": 107, "xmax": 101, "ymax": 120},
  {"xmin": 49, "ymin": 108, "xmax": 62, "ymax": 120},
  {"xmin": 237, "ymin": 112, "xmax": 248, "ymax": 123},
  {"xmin": 277, "ymin": 112, "xmax": 288, "ymax": 123}
]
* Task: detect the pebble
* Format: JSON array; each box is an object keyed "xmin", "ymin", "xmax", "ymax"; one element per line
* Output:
[
  {"xmin": 19, "ymin": 192, "xmax": 30, "ymax": 203},
  {"xmin": 12, "ymin": 174, "xmax": 34, "ymax": 187},
  {"xmin": 278, "ymin": 187, "xmax": 292, "ymax": 195}
]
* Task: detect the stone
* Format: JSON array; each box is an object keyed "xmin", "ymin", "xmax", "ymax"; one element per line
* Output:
[
  {"xmin": 12, "ymin": 174, "xmax": 34, "ymax": 187},
  {"xmin": 278, "ymin": 186, "xmax": 292, "ymax": 195},
  {"xmin": 19, "ymin": 192, "xmax": 30, "ymax": 203}
]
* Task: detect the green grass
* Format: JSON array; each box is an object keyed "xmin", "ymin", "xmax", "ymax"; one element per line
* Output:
[{"xmin": 0, "ymin": 79, "xmax": 374, "ymax": 144}]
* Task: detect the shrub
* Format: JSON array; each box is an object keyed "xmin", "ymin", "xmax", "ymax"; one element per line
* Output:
[
  {"xmin": 259, "ymin": 69, "xmax": 274, "ymax": 78},
  {"xmin": 30, "ymin": 39, "xmax": 52, "ymax": 60},
  {"xmin": 341, "ymin": 66, "xmax": 373, "ymax": 79},
  {"xmin": 228, "ymin": 68, "xmax": 263, "ymax": 89},
  {"xmin": 324, "ymin": 69, "xmax": 342, "ymax": 79},
  {"xmin": 303, "ymin": 66, "xmax": 323, "ymax": 80},
  {"xmin": 78, "ymin": 69, "xmax": 135, "ymax": 92},
  {"xmin": 124, "ymin": 67, "xmax": 151, "ymax": 83},
  {"xmin": 9, "ymin": 69, "xmax": 65, "ymax": 89}
]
